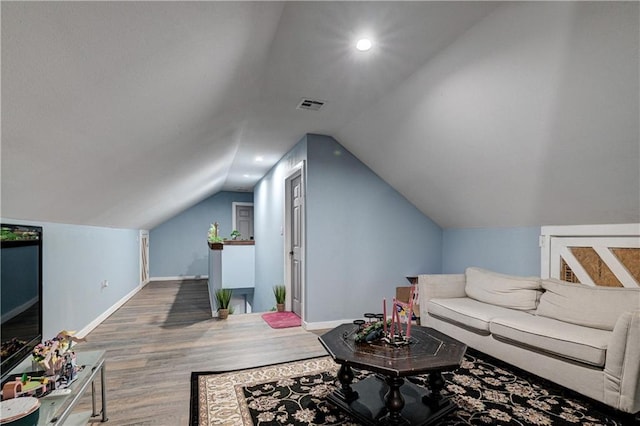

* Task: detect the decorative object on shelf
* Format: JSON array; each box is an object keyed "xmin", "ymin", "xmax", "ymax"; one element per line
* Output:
[
  {"xmin": 32, "ymin": 330, "xmax": 84, "ymax": 377},
  {"xmin": 273, "ymin": 285, "xmax": 286, "ymax": 312},
  {"xmin": 1, "ymin": 374, "xmax": 50, "ymax": 399},
  {"xmin": 207, "ymin": 222, "xmax": 224, "ymax": 250},
  {"xmin": 230, "ymin": 229, "xmax": 241, "ymax": 240},
  {"xmin": 7, "ymin": 330, "xmax": 85, "ymax": 396},
  {"xmin": 214, "ymin": 288, "xmax": 233, "ymax": 319}
]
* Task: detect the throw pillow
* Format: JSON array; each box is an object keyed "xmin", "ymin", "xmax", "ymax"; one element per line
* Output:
[
  {"xmin": 536, "ymin": 279, "xmax": 640, "ymax": 331},
  {"xmin": 465, "ymin": 267, "xmax": 542, "ymax": 311}
]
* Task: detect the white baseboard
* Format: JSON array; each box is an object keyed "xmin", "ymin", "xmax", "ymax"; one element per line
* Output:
[
  {"xmin": 76, "ymin": 282, "xmax": 148, "ymax": 338},
  {"xmin": 150, "ymin": 275, "xmax": 208, "ymax": 281},
  {"xmin": 303, "ymin": 318, "xmax": 359, "ymax": 331}
]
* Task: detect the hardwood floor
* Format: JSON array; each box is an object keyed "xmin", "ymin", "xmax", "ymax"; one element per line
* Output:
[{"xmin": 75, "ymin": 280, "xmax": 328, "ymax": 425}]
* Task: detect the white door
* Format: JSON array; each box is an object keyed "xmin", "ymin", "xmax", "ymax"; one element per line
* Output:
[
  {"xmin": 288, "ymin": 171, "xmax": 304, "ymax": 316},
  {"xmin": 236, "ymin": 205, "xmax": 254, "ymax": 240}
]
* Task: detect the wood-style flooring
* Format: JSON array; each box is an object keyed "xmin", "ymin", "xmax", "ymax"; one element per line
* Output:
[{"xmin": 75, "ymin": 280, "xmax": 328, "ymax": 425}]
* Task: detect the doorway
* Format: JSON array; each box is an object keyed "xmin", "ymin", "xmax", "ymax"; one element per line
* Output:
[
  {"xmin": 285, "ymin": 163, "xmax": 305, "ymax": 318},
  {"xmin": 232, "ymin": 202, "xmax": 254, "ymax": 240}
]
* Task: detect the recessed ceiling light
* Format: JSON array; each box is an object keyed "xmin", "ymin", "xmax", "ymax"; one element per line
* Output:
[
  {"xmin": 255, "ymin": 156, "xmax": 263, "ymax": 162},
  {"xmin": 356, "ymin": 38, "xmax": 372, "ymax": 52}
]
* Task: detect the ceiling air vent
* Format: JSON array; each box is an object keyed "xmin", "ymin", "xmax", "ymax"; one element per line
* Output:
[{"xmin": 296, "ymin": 98, "xmax": 326, "ymax": 111}]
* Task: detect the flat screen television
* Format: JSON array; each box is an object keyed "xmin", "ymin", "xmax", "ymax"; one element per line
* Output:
[{"xmin": 1, "ymin": 224, "xmax": 43, "ymax": 384}]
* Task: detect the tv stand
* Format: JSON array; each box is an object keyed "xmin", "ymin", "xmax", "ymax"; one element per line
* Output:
[{"xmin": 2, "ymin": 350, "xmax": 107, "ymax": 425}]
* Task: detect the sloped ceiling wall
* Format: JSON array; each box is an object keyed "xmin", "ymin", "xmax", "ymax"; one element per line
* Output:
[
  {"xmin": 1, "ymin": 2, "xmax": 288, "ymax": 229},
  {"xmin": 337, "ymin": 2, "xmax": 639, "ymax": 228},
  {"xmin": 2, "ymin": 2, "xmax": 638, "ymax": 230}
]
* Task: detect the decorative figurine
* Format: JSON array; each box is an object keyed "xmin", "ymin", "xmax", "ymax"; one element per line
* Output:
[{"xmin": 31, "ymin": 330, "xmax": 84, "ymax": 387}]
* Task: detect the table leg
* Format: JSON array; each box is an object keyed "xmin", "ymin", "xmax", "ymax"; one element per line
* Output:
[
  {"xmin": 100, "ymin": 362, "xmax": 108, "ymax": 422},
  {"xmin": 335, "ymin": 363, "xmax": 358, "ymax": 403},
  {"xmin": 382, "ymin": 376, "xmax": 409, "ymax": 425},
  {"xmin": 422, "ymin": 371, "xmax": 445, "ymax": 409},
  {"xmin": 91, "ymin": 380, "xmax": 97, "ymax": 416}
]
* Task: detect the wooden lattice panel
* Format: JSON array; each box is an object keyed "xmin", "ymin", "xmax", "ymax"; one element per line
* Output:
[
  {"xmin": 542, "ymin": 225, "xmax": 639, "ymax": 288},
  {"xmin": 560, "ymin": 258, "xmax": 579, "ymax": 284},
  {"xmin": 611, "ymin": 248, "xmax": 640, "ymax": 284},
  {"xmin": 569, "ymin": 247, "xmax": 623, "ymax": 287}
]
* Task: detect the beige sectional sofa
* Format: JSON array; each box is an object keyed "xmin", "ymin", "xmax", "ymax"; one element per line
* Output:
[{"xmin": 418, "ymin": 267, "xmax": 640, "ymax": 415}]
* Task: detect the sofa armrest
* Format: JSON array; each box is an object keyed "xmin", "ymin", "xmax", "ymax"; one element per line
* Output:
[
  {"xmin": 418, "ymin": 274, "xmax": 466, "ymax": 319},
  {"xmin": 604, "ymin": 310, "xmax": 640, "ymax": 413}
]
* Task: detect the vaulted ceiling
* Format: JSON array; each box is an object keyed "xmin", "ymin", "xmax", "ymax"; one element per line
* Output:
[{"xmin": 2, "ymin": 2, "xmax": 638, "ymax": 230}]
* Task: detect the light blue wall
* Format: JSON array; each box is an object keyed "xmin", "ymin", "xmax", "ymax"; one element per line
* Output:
[
  {"xmin": 442, "ymin": 226, "xmax": 541, "ymax": 276},
  {"xmin": 1, "ymin": 218, "xmax": 140, "ymax": 339},
  {"xmin": 305, "ymin": 135, "xmax": 442, "ymax": 323},
  {"xmin": 149, "ymin": 191, "xmax": 253, "ymax": 278},
  {"xmin": 253, "ymin": 137, "xmax": 308, "ymax": 312},
  {"xmin": 253, "ymin": 134, "xmax": 442, "ymax": 321}
]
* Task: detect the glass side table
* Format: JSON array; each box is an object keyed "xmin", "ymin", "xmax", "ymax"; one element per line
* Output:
[{"xmin": 2, "ymin": 350, "xmax": 107, "ymax": 425}]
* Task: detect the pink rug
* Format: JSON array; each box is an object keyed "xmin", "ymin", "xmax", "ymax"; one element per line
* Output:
[{"xmin": 261, "ymin": 311, "xmax": 301, "ymax": 329}]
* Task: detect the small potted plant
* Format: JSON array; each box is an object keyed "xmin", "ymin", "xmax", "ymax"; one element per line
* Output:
[
  {"xmin": 273, "ymin": 285, "xmax": 286, "ymax": 312},
  {"xmin": 214, "ymin": 288, "xmax": 233, "ymax": 319},
  {"xmin": 208, "ymin": 222, "xmax": 224, "ymax": 250},
  {"xmin": 230, "ymin": 229, "xmax": 241, "ymax": 240}
]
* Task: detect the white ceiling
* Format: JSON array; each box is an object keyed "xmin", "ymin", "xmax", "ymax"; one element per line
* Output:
[{"xmin": 2, "ymin": 2, "xmax": 638, "ymax": 230}]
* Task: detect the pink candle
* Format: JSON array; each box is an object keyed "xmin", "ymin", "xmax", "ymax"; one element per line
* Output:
[
  {"xmin": 406, "ymin": 287, "xmax": 414, "ymax": 338},
  {"xmin": 392, "ymin": 298, "xmax": 399, "ymax": 337},
  {"xmin": 383, "ymin": 298, "xmax": 387, "ymax": 335}
]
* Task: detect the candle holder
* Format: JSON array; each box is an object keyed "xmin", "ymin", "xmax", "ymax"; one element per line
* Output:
[
  {"xmin": 364, "ymin": 313, "xmax": 376, "ymax": 323},
  {"xmin": 382, "ymin": 328, "xmax": 412, "ymax": 347}
]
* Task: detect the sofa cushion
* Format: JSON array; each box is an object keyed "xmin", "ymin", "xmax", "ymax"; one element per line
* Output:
[
  {"xmin": 427, "ymin": 298, "xmax": 534, "ymax": 334},
  {"xmin": 536, "ymin": 279, "xmax": 640, "ymax": 331},
  {"xmin": 490, "ymin": 314, "xmax": 612, "ymax": 367},
  {"xmin": 465, "ymin": 267, "xmax": 542, "ymax": 311}
]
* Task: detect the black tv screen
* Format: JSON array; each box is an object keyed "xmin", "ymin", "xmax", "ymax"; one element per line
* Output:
[{"xmin": 1, "ymin": 224, "xmax": 43, "ymax": 383}]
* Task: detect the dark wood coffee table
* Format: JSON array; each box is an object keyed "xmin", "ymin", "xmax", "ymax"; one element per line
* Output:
[{"xmin": 319, "ymin": 323, "xmax": 467, "ymax": 425}]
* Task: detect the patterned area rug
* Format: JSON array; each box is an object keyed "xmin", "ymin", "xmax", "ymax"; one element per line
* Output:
[
  {"xmin": 260, "ymin": 311, "xmax": 301, "ymax": 329},
  {"xmin": 190, "ymin": 351, "xmax": 630, "ymax": 425}
]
